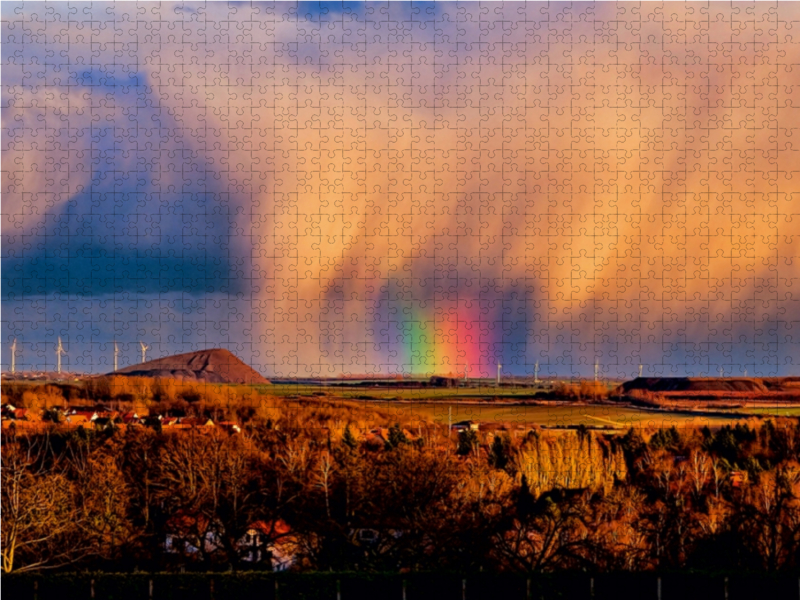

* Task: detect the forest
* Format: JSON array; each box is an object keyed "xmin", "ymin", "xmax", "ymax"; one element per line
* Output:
[{"xmin": 3, "ymin": 378, "xmax": 800, "ymax": 575}]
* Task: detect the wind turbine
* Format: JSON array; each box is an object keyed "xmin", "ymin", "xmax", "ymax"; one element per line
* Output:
[
  {"xmin": 534, "ymin": 360, "xmax": 539, "ymax": 384},
  {"xmin": 140, "ymin": 341, "xmax": 150, "ymax": 364},
  {"xmin": 496, "ymin": 363, "xmax": 502, "ymax": 387},
  {"xmin": 639, "ymin": 364, "xmax": 643, "ymax": 378},
  {"xmin": 594, "ymin": 359, "xmax": 599, "ymax": 383},
  {"xmin": 10, "ymin": 338, "xmax": 17, "ymax": 373},
  {"xmin": 114, "ymin": 340, "xmax": 120, "ymax": 371},
  {"xmin": 56, "ymin": 337, "xmax": 66, "ymax": 374}
]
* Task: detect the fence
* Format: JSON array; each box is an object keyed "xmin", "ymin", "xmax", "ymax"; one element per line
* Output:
[{"xmin": 4, "ymin": 572, "xmax": 800, "ymax": 600}]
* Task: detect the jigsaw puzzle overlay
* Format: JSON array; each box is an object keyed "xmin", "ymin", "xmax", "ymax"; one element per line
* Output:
[{"xmin": 2, "ymin": 2, "xmax": 799, "ymax": 378}]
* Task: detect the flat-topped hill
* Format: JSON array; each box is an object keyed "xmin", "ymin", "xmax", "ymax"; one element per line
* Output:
[
  {"xmin": 111, "ymin": 349, "xmax": 269, "ymax": 384},
  {"xmin": 618, "ymin": 377, "xmax": 800, "ymax": 395}
]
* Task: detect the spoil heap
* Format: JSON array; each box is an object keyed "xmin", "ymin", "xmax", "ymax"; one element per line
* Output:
[{"xmin": 112, "ymin": 349, "xmax": 269, "ymax": 384}]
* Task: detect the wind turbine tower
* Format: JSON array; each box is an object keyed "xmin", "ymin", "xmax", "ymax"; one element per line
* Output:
[
  {"xmin": 496, "ymin": 363, "xmax": 502, "ymax": 387},
  {"xmin": 639, "ymin": 364, "xmax": 643, "ymax": 378},
  {"xmin": 534, "ymin": 360, "xmax": 539, "ymax": 384},
  {"xmin": 114, "ymin": 340, "xmax": 120, "ymax": 372},
  {"xmin": 594, "ymin": 360, "xmax": 599, "ymax": 383},
  {"xmin": 10, "ymin": 338, "xmax": 17, "ymax": 373},
  {"xmin": 56, "ymin": 337, "xmax": 66, "ymax": 374},
  {"xmin": 140, "ymin": 341, "xmax": 150, "ymax": 364}
]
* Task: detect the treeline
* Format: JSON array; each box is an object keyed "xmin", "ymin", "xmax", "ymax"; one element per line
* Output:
[
  {"xmin": 1, "ymin": 378, "xmax": 404, "ymax": 434},
  {"xmin": 4, "ymin": 403, "xmax": 800, "ymax": 575}
]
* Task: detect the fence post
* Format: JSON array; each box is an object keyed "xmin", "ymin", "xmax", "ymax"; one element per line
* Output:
[
  {"xmin": 90, "ymin": 578, "xmax": 95, "ymax": 599},
  {"xmin": 149, "ymin": 579, "xmax": 153, "ymax": 600},
  {"xmin": 589, "ymin": 577, "xmax": 594, "ymax": 599},
  {"xmin": 336, "ymin": 579, "xmax": 341, "ymax": 600},
  {"xmin": 210, "ymin": 578, "xmax": 214, "ymax": 600},
  {"xmin": 526, "ymin": 577, "xmax": 531, "ymax": 600},
  {"xmin": 402, "ymin": 579, "xmax": 407, "ymax": 600},
  {"xmin": 724, "ymin": 576, "xmax": 729, "ymax": 600},
  {"xmin": 657, "ymin": 577, "xmax": 661, "ymax": 600},
  {"xmin": 33, "ymin": 580, "xmax": 38, "ymax": 600},
  {"xmin": 462, "ymin": 578, "xmax": 466, "ymax": 600}
]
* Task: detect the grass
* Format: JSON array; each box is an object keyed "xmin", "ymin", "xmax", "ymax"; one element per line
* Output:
[
  {"xmin": 254, "ymin": 383, "xmax": 798, "ymax": 429},
  {"xmin": 253, "ymin": 383, "xmax": 591, "ymax": 401},
  {"xmin": 290, "ymin": 400, "xmax": 756, "ymax": 430},
  {"xmin": 731, "ymin": 406, "xmax": 800, "ymax": 417}
]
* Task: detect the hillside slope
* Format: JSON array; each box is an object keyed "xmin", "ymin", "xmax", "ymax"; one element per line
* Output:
[{"xmin": 111, "ymin": 349, "xmax": 269, "ymax": 384}]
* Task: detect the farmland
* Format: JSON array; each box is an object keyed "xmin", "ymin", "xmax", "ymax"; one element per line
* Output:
[
  {"xmin": 356, "ymin": 402, "xmax": 760, "ymax": 430},
  {"xmin": 279, "ymin": 398, "xmax": 783, "ymax": 431},
  {"xmin": 261, "ymin": 382, "xmax": 797, "ymax": 430}
]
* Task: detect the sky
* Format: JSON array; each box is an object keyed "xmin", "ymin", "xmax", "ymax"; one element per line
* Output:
[{"xmin": 2, "ymin": 2, "xmax": 800, "ymax": 378}]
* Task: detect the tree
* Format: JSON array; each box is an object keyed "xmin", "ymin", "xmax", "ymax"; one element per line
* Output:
[
  {"xmin": 153, "ymin": 431, "xmax": 260, "ymax": 566},
  {"xmin": 342, "ymin": 425, "xmax": 358, "ymax": 450},
  {"xmin": 457, "ymin": 429, "xmax": 479, "ymax": 456},
  {"xmin": 1, "ymin": 435, "xmax": 87, "ymax": 572},
  {"xmin": 493, "ymin": 490, "xmax": 590, "ymax": 572},
  {"xmin": 386, "ymin": 423, "xmax": 408, "ymax": 450},
  {"xmin": 488, "ymin": 433, "xmax": 511, "ymax": 471}
]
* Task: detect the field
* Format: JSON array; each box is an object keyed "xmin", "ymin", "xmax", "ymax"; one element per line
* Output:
[
  {"xmin": 263, "ymin": 382, "xmax": 791, "ymax": 430},
  {"xmin": 326, "ymin": 401, "xmax": 758, "ymax": 430},
  {"xmin": 255, "ymin": 382, "xmax": 565, "ymax": 401}
]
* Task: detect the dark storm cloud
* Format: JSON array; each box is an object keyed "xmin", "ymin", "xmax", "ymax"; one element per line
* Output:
[{"xmin": 2, "ymin": 65, "xmax": 246, "ymax": 299}]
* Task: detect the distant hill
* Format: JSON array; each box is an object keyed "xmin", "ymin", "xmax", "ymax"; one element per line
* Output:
[
  {"xmin": 617, "ymin": 377, "xmax": 800, "ymax": 395},
  {"xmin": 111, "ymin": 349, "xmax": 270, "ymax": 384}
]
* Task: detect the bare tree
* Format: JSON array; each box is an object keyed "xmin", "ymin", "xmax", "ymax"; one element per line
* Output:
[{"xmin": 1, "ymin": 435, "xmax": 87, "ymax": 572}]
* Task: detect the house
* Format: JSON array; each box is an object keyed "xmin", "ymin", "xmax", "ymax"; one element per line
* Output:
[
  {"xmin": 174, "ymin": 417, "xmax": 215, "ymax": 429},
  {"xmin": 92, "ymin": 417, "xmax": 116, "ymax": 430},
  {"xmin": 237, "ymin": 519, "xmax": 298, "ymax": 571},
  {"xmin": 347, "ymin": 527, "xmax": 405, "ymax": 557},
  {"xmin": 12, "ymin": 408, "xmax": 30, "ymax": 420},
  {"xmin": 730, "ymin": 470, "xmax": 745, "ymax": 488},
  {"xmin": 121, "ymin": 411, "xmax": 140, "ymax": 425},
  {"xmin": 12, "ymin": 408, "xmax": 41, "ymax": 422},
  {"xmin": 161, "ymin": 416, "xmax": 180, "ymax": 427},
  {"xmin": 164, "ymin": 512, "xmax": 224, "ymax": 558},
  {"xmin": 367, "ymin": 428, "xmax": 390, "ymax": 444},
  {"xmin": 67, "ymin": 409, "xmax": 98, "ymax": 421},
  {"xmin": 142, "ymin": 415, "xmax": 163, "ymax": 429},
  {"xmin": 217, "ymin": 421, "xmax": 241, "ymax": 434},
  {"xmin": 429, "ymin": 376, "xmax": 460, "ymax": 388},
  {"xmin": 451, "ymin": 420, "xmax": 479, "ymax": 432}
]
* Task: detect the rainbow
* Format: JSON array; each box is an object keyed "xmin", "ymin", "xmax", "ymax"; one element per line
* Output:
[{"xmin": 395, "ymin": 302, "xmax": 489, "ymax": 377}]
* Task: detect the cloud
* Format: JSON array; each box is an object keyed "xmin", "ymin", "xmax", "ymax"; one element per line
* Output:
[
  {"xmin": 2, "ymin": 3, "xmax": 799, "ymax": 375},
  {"xmin": 2, "ymin": 64, "xmax": 245, "ymax": 297}
]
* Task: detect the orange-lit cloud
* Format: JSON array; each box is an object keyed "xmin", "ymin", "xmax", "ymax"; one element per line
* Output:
[{"xmin": 2, "ymin": 3, "xmax": 799, "ymax": 376}]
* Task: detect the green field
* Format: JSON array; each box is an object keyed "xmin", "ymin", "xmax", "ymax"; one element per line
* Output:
[
  {"xmin": 255, "ymin": 383, "xmax": 563, "ymax": 401},
  {"xmin": 348, "ymin": 402, "xmax": 758, "ymax": 430},
  {"xmin": 732, "ymin": 405, "xmax": 800, "ymax": 417},
  {"xmin": 257, "ymin": 383, "xmax": 800, "ymax": 430}
]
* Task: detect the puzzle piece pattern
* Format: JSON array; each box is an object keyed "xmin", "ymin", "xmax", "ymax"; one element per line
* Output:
[{"xmin": 2, "ymin": 3, "xmax": 799, "ymax": 380}]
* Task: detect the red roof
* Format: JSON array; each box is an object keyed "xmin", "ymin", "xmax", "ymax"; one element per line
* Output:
[
  {"xmin": 165, "ymin": 511, "xmax": 213, "ymax": 534},
  {"xmin": 248, "ymin": 519, "xmax": 292, "ymax": 537}
]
